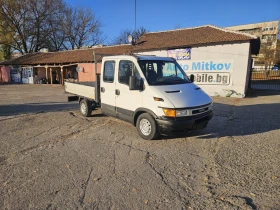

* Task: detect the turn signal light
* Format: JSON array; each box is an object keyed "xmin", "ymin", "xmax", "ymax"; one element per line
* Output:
[
  {"xmin": 162, "ymin": 109, "xmax": 176, "ymax": 117},
  {"xmin": 153, "ymin": 97, "xmax": 164, "ymax": 102}
]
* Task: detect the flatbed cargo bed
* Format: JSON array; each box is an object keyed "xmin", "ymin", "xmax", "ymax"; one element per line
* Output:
[{"xmin": 64, "ymin": 81, "xmax": 96, "ymax": 100}]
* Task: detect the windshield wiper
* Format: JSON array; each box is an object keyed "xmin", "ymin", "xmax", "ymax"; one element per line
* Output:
[
  {"xmin": 151, "ymin": 80, "xmax": 187, "ymax": 86},
  {"xmin": 151, "ymin": 81, "xmax": 171, "ymax": 85},
  {"xmin": 172, "ymin": 79, "xmax": 189, "ymax": 83}
]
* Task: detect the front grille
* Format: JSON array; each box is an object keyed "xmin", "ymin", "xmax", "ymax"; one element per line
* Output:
[
  {"xmin": 177, "ymin": 110, "xmax": 212, "ymax": 120},
  {"xmin": 192, "ymin": 107, "xmax": 209, "ymax": 115}
]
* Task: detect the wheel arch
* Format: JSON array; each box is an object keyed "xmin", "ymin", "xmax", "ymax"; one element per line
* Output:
[
  {"xmin": 79, "ymin": 97, "xmax": 95, "ymax": 104},
  {"xmin": 78, "ymin": 96, "xmax": 85, "ymax": 104},
  {"xmin": 133, "ymin": 108, "xmax": 157, "ymax": 126}
]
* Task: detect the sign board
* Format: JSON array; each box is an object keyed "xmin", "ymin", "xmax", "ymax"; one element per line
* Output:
[
  {"xmin": 167, "ymin": 48, "xmax": 233, "ymax": 85},
  {"xmin": 177, "ymin": 59, "xmax": 233, "ymax": 85},
  {"xmin": 177, "ymin": 59, "xmax": 234, "ymax": 72},
  {"xmin": 167, "ymin": 48, "xmax": 191, "ymax": 60},
  {"xmin": 192, "ymin": 72, "xmax": 231, "ymax": 85}
]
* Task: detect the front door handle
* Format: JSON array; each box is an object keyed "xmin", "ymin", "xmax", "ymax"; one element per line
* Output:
[
  {"xmin": 115, "ymin": 89, "xmax": 120, "ymax": 95},
  {"xmin": 101, "ymin": 87, "xmax": 105, "ymax": 92}
]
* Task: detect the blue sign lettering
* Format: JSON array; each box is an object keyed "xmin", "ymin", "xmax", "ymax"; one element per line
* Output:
[
  {"xmin": 217, "ymin": 64, "xmax": 223, "ymax": 70},
  {"xmin": 210, "ymin": 61, "xmax": 216, "ymax": 70},
  {"xmin": 192, "ymin": 62, "xmax": 200, "ymax": 70},
  {"xmin": 224, "ymin": 63, "xmax": 231, "ymax": 70},
  {"xmin": 178, "ymin": 61, "xmax": 232, "ymax": 71}
]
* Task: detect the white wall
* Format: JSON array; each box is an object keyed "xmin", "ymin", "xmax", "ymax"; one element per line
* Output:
[{"xmin": 137, "ymin": 41, "xmax": 251, "ymax": 97}]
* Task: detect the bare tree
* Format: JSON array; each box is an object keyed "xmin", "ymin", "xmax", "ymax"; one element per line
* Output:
[
  {"xmin": 63, "ymin": 6, "xmax": 104, "ymax": 50},
  {"xmin": 111, "ymin": 26, "xmax": 148, "ymax": 45},
  {"xmin": 277, "ymin": 39, "xmax": 280, "ymax": 64},
  {"xmin": 0, "ymin": 0, "xmax": 104, "ymax": 54},
  {"xmin": 258, "ymin": 21, "xmax": 280, "ymax": 77},
  {"xmin": 44, "ymin": 0, "xmax": 68, "ymax": 51},
  {"xmin": 259, "ymin": 43, "xmax": 277, "ymax": 71},
  {"xmin": 0, "ymin": 0, "xmax": 64, "ymax": 53}
]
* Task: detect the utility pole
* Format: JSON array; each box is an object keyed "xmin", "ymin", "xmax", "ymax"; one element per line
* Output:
[{"xmin": 135, "ymin": 0, "xmax": 136, "ymax": 31}]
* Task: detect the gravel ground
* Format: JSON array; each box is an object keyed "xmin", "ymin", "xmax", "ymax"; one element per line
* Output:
[{"xmin": 0, "ymin": 84, "xmax": 280, "ymax": 210}]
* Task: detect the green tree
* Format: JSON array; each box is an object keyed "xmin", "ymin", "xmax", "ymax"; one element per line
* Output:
[
  {"xmin": 0, "ymin": 21, "xmax": 13, "ymax": 60},
  {"xmin": 0, "ymin": 45, "xmax": 12, "ymax": 60}
]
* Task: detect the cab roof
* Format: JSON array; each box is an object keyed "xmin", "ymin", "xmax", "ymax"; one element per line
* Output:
[
  {"xmin": 102, "ymin": 55, "xmax": 174, "ymax": 61},
  {"xmin": 136, "ymin": 55, "xmax": 174, "ymax": 61}
]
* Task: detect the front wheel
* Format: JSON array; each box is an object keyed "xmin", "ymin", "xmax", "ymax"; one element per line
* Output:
[
  {"xmin": 136, "ymin": 113, "xmax": 159, "ymax": 140},
  {"xmin": 80, "ymin": 99, "xmax": 92, "ymax": 117}
]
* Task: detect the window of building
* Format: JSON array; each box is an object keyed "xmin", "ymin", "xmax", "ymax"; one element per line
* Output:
[
  {"xmin": 262, "ymin": 34, "xmax": 276, "ymax": 42},
  {"xmin": 34, "ymin": 68, "xmax": 38, "ymax": 76},
  {"xmin": 103, "ymin": 61, "xmax": 115, "ymax": 82},
  {"xmin": 263, "ymin": 27, "xmax": 269, "ymax": 31}
]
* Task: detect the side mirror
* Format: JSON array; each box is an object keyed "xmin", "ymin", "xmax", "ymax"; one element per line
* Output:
[
  {"xmin": 129, "ymin": 76, "xmax": 144, "ymax": 91},
  {"xmin": 129, "ymin": 75, "xmax": 137, "ymax": 90},
  {"xmin": 190, "ymin": 74, "xmax": 194, "ymax": 83}
]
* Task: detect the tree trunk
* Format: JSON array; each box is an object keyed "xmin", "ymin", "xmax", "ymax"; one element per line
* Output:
[{"xmin": 264, "ymin": 65, "xmax": 269, "ymax": 79}]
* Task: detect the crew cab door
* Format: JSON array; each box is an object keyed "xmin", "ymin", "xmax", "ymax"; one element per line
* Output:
[
  {"xmin": 100, "ymin": 60, "xmax": 116, "ymax": 117},
  {"xmin": 115, "ymin": 59, "xmax": 143, "ymax": 123}
]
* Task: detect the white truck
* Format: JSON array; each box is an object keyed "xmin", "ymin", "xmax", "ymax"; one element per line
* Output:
[{"xmin": 65, "ymin": 55, "xmax": 213, "ymax": 140}]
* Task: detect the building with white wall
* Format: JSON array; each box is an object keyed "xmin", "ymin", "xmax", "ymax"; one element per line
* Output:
[
  {"xmin": 0, "ymin": 25, "xmax": 260, "ymax": 97},
  {"xmin": 132, "ymin": 25, "xmax": 260, "ymax": 97}
]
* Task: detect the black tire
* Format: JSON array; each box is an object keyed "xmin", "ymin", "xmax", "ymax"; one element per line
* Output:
[
  {"xmin": 91, "ymin": 101, "xmax": 97, "ymax": 110},
  {"xmin": 136, "ymin": 113, "xmax": 159, "ymax": 140},
  {"xmin": 79, "ymin": 99, "xmax": 92, "ymax": 117}
]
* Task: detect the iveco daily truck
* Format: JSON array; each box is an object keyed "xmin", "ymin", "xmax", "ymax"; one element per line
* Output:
[{"xmin": 65, "ymin": 55, "xmax": 213, "ymax": 140}]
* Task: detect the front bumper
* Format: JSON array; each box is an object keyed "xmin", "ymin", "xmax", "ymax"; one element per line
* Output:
[{"xmin": 156, "ymin": 111, "xmax": 213, "ymax": 135}]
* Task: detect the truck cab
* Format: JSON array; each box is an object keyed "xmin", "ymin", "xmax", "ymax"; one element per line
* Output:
[{"xmin": 99, "ymin": 55, "xmax": 213, "ymax": 140}]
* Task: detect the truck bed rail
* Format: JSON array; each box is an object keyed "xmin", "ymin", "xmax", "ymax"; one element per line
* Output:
[{"xmin": 64, "ymin": 81, "xmax": 96, "ymax": 100}]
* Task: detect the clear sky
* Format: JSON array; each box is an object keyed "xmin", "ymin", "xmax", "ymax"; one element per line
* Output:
[{"xmin": 65, "ymin": 0, "xmax": 280, "ymax": 44}]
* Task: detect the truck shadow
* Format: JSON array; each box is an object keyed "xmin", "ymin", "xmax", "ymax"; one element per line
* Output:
[
  {"xmin": 0, "ymin": 102, "xmax": 78, "ymax": 117},
  {"xmin": 161, "ymin": 102, "xmax": 280, "ymax": 140},
  {"xmin": 1, "ymin": 100, "xmax": 279, "ymax": 140}
]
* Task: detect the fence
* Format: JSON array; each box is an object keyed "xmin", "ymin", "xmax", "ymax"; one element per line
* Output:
[{"xmin": 249, "ymin": 68, "xmax": 280, "ymax": 91}]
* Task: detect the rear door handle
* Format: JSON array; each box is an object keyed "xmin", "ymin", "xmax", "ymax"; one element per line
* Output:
[
  {"xmin": 115, "ymin": 89, "xmax": 120, "ymax": 95},
  {"xmin": 101, "ymin": 87, "xmax": 105, "ymax": 92}
]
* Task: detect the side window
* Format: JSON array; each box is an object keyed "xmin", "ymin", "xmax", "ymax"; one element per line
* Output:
[
  {"xmin": 119, "ymin": 60, "xmax": 140, "ymax": 85},
  {"xmin": 103, "ymin": 61, "xmax": 115, "ymax": 83}
]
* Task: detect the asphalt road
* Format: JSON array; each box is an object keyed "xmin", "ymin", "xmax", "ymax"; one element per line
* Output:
[{"xmin": 0, "ymin": 84, "xmax": 280, "ymax": 210}]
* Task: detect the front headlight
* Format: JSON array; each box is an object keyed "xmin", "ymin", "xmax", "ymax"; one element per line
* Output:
[
  {"xmin": 162, "ymin": 108, "xmax": 190, "ymax": 117},
  {"xmin": 176, "ymin": 109, "xmax": 189, "ymax": 117}
]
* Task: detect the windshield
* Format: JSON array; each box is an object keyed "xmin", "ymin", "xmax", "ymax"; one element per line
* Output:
[{"xmin": 138, "ymin": 60, "xmax": 190, "ymax": 86}]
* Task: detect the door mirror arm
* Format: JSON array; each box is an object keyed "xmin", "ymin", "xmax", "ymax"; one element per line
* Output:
[
  {"xmin": 190, "ymin": 74, "xmax": 195, "ymax": 83},
  {"xmin": 139, "ymin": 78, "xmax": 144, "ymax": 91}
]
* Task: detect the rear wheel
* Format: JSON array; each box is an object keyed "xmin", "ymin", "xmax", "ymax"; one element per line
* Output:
[
  {"xmin": 136, "ymin": 113, "xmax": 159, "ymax": 140},
  {"xmin": 80, "ymin": 99, "xmax": 92, "ymax": 117}
]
